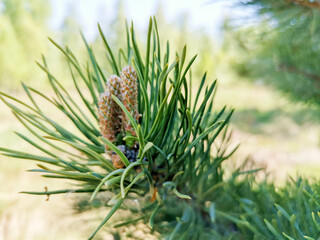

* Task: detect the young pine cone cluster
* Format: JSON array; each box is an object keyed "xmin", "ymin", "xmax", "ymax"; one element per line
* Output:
[{"xmin": 98, "ymin": 66, "xmax": 140, "ymax": 169}]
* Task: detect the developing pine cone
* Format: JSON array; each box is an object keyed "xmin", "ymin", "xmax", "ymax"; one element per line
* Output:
[
  {"xmin": 98, "ymin": 75, "xmax": 123, "ymax": 144},
  {"xmin": 98, "ymin": 66, "xmax": 140, "ymax": 169},
  {"xmin": 120, "ymin": 66, "xmax": 140, "ymax": 136}
]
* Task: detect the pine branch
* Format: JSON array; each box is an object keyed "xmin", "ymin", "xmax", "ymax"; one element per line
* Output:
[
  {"xmin": 278, "ymin": 63, "xmax": 320, "ymax": 84},
  {"xmin": 287, "ymin": 0, "xmax": 320, "ymax": 9}
]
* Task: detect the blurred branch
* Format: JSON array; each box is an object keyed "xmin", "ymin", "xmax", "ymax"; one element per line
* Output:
[
  {"xmin": 287, "ymin": 0, "xmax": 320, "ymax": 8},
  {"xmin": 278, "ymin": 63, "xmax": 320, "ymax": 83}
]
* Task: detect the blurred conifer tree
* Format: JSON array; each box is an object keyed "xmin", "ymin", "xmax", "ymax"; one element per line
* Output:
[{"xmin": 225, "ymin": 0, "xmax": 320, "ymax": 105}]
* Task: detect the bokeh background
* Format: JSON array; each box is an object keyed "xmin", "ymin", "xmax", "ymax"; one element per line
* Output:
[{"xmin": 1, "ymin": 0, "xmax": 319, "ymax": 239}]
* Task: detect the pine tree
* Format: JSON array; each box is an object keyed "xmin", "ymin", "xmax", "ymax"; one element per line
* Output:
[
  {"xmin": 1, "ymin": 16, "xmax": 320, "ymax": 240},
  {"xmin": 224, "ymin": 0, "xmax": 320, "ymax": 105},
  {"xmin": 0, "ymin": 18, "xmax": 236, "ymax": 239}
]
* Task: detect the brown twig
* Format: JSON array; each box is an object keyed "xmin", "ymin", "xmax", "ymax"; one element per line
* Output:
[
  {"xmin": 278, "ymin": 63, "xmax": 320, "ymax": 83},
  {"xmin": 286, "ymin": 0, "xmax": 320, "ymax": 9}
]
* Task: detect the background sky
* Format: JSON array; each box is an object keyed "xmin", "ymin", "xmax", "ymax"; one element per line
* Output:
[{"xmin": 49, "ymin": 0, "xmax": 239, "ymax": 41}]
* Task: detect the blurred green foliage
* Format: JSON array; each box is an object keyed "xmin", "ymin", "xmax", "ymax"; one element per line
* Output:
[
  {"xmin": 0, "ymin": 0, "xmax": 221, "ymax": 90},
  {"xmin": 0, "ymin": 0, "xmax": 51, "ymax": 88},
  {"xmin": 224, "ymin": 0, "xmax": 320, "ymax": 106}
]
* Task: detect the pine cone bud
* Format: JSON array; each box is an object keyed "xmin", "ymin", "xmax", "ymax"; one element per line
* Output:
[
  {"xmin": 98, "ymin": 75, "xmax": 123, "ymax": 144},
  {"xmin": 120, "ymin": 66, "xmax": 140, "ymax": 135},
  {"xmin": 98, "ymin": 67, "xmax": 140, "ymax": 168}
]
